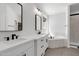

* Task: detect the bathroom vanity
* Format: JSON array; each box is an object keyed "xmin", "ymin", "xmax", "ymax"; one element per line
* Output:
[
  {"xmin": 0, "ymin": 38, "xmax": 34, "ymax": 56},
  {"xmin": 0, "ymin": 34, "xmax": 48, "ymax": 56}
]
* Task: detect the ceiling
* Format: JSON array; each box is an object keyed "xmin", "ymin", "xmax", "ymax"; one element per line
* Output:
[{"xmin": 35, "ymin": 3, "xmax": 71, "ymax": 15}]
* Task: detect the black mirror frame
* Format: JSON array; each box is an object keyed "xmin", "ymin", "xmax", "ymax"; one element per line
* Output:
[
  {"xmin": 0, "ymin": 3, "xmax": 23, "ymax": 32},
  {"xmin": 35, "ymin": 14, "xmax": 42, "ymax": 31},
  {"xmin": 17, "ymin": 3, "xmax": 23, "ymax": 31}
]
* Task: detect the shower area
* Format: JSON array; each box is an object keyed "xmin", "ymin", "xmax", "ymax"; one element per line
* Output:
[
  {"xmin": 70, "ymin": 3, "xmax": 79, "ymax": 47},
  {"xmin": 48, "ymin": 4, "xmax": 69, "ymax": 48},
  {"xmin": 48, "ymin": 12, "xmax": 69, "ymax": 48}
]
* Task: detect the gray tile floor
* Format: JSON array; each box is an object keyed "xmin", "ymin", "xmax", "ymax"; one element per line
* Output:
[{"xmin": 45, "ymin": 47, "xmax": 79, "ymax": 56}]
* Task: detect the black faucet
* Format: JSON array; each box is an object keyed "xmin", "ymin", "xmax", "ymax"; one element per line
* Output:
[
  {"xmin": 12, "ymin": 34, "xmax": 16, "ymax": 40},
  {"xmin": 12, "ymin": 34, "xmax": 18, "ymax": 40}
]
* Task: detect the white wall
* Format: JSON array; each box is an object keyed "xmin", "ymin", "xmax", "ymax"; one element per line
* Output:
[
  {"xmin": 0, "ymin": 3, "xmax": 37, "ymax": 40},
  {"xmin": 22, "ymin": 3, "xmax": 36, "ymax": 36}
]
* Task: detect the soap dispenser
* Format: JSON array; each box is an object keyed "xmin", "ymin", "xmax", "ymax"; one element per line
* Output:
[{"xmin": 4, "ymin": 37, "xmax": 9, "ymax": 41}]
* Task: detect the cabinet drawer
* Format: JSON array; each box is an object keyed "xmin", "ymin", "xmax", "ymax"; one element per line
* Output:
[
  {"xmin": 38, "ymin": 45, "xmax": 45, "ymax": 56},
  {"xmin": 37, "ymin": 39, "xmax": 45, "ymax": 45},
  {"xmin": 37, "ymin": 43, "xmax": 45, "ymax": 56},
  {"xmin": 34, "ymin": 34, "xmax": 49, "ymax": 56}
]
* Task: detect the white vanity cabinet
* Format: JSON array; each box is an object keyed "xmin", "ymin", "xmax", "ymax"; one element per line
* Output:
[
  {"xmin": 0, "ymin": 40, "xmax": 34, "ymax": 56},
  {"xmin": 34, "ymin": 34, "xmax": 48, "ymax": 56}
]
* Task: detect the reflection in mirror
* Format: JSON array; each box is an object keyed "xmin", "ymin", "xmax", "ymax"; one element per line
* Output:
[
  {"xmin": 0, "ymin": 3, "xmax": 23, "ymax": 31},
  {"xmin": 42, "ymin": 16, "xmax": 47, "ymax": 33}
]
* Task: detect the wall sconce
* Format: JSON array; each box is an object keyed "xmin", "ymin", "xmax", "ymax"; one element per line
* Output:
[{"xmin": 34, "ymin": 8, "xmax": 42, "ymax": 16}]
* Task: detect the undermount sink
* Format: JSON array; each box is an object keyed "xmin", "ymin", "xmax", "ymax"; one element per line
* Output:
[
  {"xmin": 0, "ymin": 38, "xmax": 27, "ymax": 51},
  {"xmin": 2, "ymin": 38, "xmax": 26, "ymax": 45}
]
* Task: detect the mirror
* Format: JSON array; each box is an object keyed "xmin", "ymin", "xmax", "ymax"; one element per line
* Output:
[
  {"xmin": 0, "ymin": 3, "xmax": 23, "ymax": 31},
  {"xmin": 35, "ymin": 14, "xmax": 47, "ymax": 34},
  {"xmin": 35, "ymin": 14, "xmax": 42, "ymax": 33}
]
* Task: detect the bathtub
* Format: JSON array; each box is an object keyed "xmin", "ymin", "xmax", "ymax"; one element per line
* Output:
[{"xmin": 48, "ymin": 36, "xmax": 69, "ymax": 48}]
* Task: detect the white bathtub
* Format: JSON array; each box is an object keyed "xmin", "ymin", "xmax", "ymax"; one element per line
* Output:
[{"xmin": 48, "ymin": 36, "xmax": 69, "ymax": 48}]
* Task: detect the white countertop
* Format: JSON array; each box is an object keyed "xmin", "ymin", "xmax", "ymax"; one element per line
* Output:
[
  {"xmin": 0, "ymin": 38, "xmax": 33, "ymax": 52},
  {"xmin": 0, "ymin": 34, "xmax": 48, "ymax": 52},
  {"xmin": 21, "ymin": 34, "xmax": 48, "ymax": 40}
]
